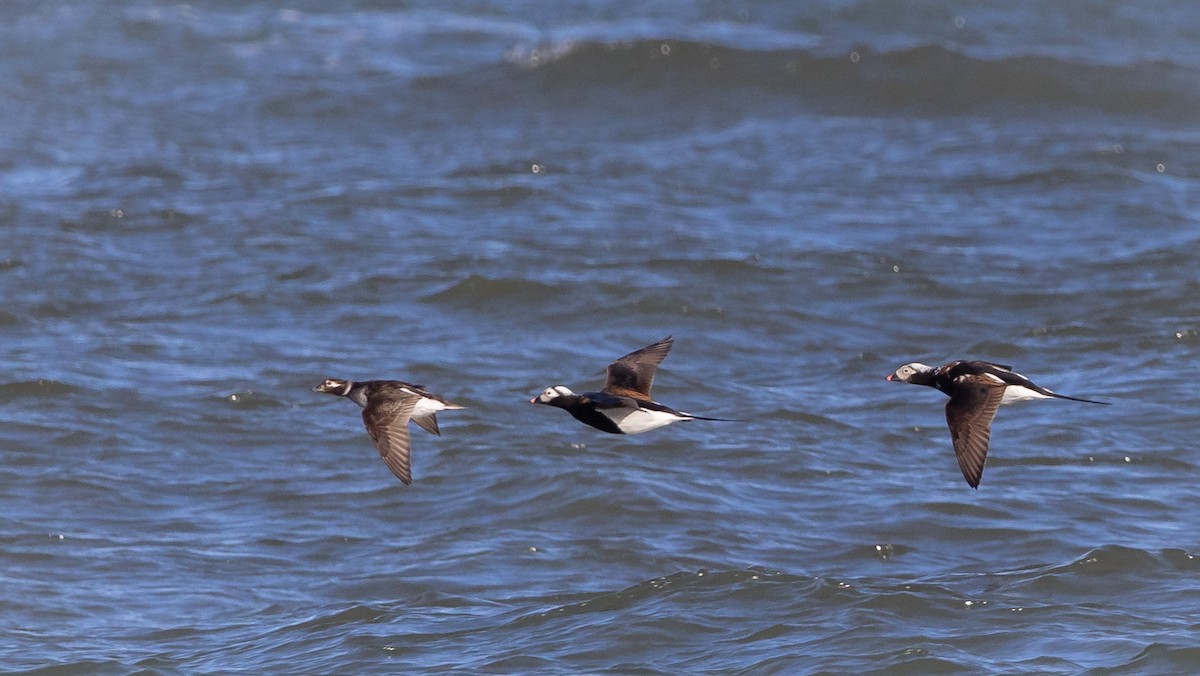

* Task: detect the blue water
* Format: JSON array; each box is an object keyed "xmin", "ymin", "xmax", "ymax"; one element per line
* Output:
[{"xmin": 2, "ymin": 2, "xmax": 1199, "ymax": 672}]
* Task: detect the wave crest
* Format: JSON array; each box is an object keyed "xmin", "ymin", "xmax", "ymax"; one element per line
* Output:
[{"xmin": 492, "ymin": 39, "xmax": 1200, "ymax": 118}]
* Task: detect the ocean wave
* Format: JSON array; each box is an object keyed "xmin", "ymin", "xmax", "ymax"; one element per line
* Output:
[
  {"xmin": 484, "ymin": 39, "xmax": 1200, "ymax": 119},
  {"xmin": 504, "ymin": 567, "xmax": 807, "ymax": 631},
  {"xmin": 0, "ymin": 378, "xmax": 82, "ymax": 402},
  {"xmin": 1112, "ymin": 644, "xmax": 1200, "ymax": 674},
  {"xmin": 424, "ymin": 274, "xmax": 569, "ymax": 307},
  {"xmin": 1046, "ymin": 544, "xmax": 1181, "ymax": 577}
]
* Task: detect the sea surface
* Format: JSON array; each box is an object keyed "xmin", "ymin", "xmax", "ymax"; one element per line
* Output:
[{"xmin": 2, "ymin": 1, "xmax": 1199, "ymax": 673}]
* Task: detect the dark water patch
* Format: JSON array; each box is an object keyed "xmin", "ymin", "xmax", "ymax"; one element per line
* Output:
[
  {"xmin": 1058, "ymin": 546, "xmax": 1169, "ymax": 576},
  {"xmin": 1159, "ymin": 549, "xmax": 1200, "ymax": 572},
  {"xmin": 1014, "ymin": 546, "xmax": 1172, "ymax": 598},
  {"xmin": 523, "ymin": 568, "xmax": 805, "ymax": 623},
  {"xmin": 763, "ymin": 408, "xmax": 856, "ymax": 429},
  {"xmin": 917, "ymin": 500, "xmax": 1015, "ymax": 521},
  {"xmin": 550, "ymin": 491, "xmax": 690, "ymax": 529},
  {"xmin": 733, "ymin": 622, "xmax": 793, "ymax": 644},
  {"xmin": 1076, "ymin": 450, "xmax": 1194, "ymax": 475},
  {"xmin": 275, "ymin": 263, "xmax": 326, "ymax": 283},
  {"xmin": 14, "ymin": 660, "xmax": 130, "ymax": 676},
  {"xmin": 214, "ymin": 389, "xmax": 289, "ymax": 410},
  {"xmin": 447, "ymin": 161, "xmax": 547, "ymax": 179},
  {"xmin": 258, "ymin": 85, "xmax": 372, "ymax": 120},
  {"xmin": 599, "ymin": 254, "xmax": 790, "ymax": 282},
  {"xmin": 199, "ymin": 287, "xmax": 273, "ymax": 309},
  {"xmin": 114, "ymin": 161, "xmax": 187, "ymax": 187},
  {"xmin": 851, "ymin": 542, "xmax": 916, "ymax": 563},
  {"xmin": 1099, "ymin": 644, "xmax": 1200, "ymax": 675},
  {"xmin": 479, "ymin": 654, "xmax": 561, "ymax": 671},
  {"xmin": 424, "ymin": 275, "xmax": 570, "ymax": 309},
  {"xmin": 851, "ymin": 582, "xmax": 975, "ymax": 616},
  {"xmin": 961, "ymin": 165, "xmax": 1143, "ymax": 193},
  {"xmin": 452, "ymin": 183, "xmax": 541, "ymax": 207},
  {"xmin": 955, "ymin": 339, "xmax": 1024, "ymax": 361},
  {"xmin": 284, "ymin": 603, "xmax": 396, "ymax": 633},
  {"xmin": 0, "ymin": 379, "xmax": 83, "ymax": 403},
  {"xmin": 487, "ymin": 39, "xmax": 1200, "ymax": 120},
  {"xmin": 872, "ymin": 651, "xmax": 968, "ymax": 675},
  {"xmin": 287, "ymin": 183, "xmax": 351, "ymax": 208}
]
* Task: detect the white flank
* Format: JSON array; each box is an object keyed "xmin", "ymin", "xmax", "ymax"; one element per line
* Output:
[
  {"xmin": 602, "ymin": 407, "xmax": 686, "ymax": 434},
  {"xmin": 1000, "ymin": 385, "xmax": 1052, "ymax": 404},
  {"xmin": 411, "ymin": 397, "xmax": 462, "ymax": 418}
]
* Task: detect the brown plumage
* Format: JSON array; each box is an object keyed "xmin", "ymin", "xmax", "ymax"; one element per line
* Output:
[
  {"xmin": 602, "ymin": 335, "xmax": 673, "ymax": 399},
  {"xmin": 943, "ymin": 377, "xmax": 1006, "ymax": 489},
  {"xmin": 361, "ymin": 395, "xmax": 419, "ymax": 485},
  {"xmin": 888, "ymin": 360, "xmax": 1108, "ymax": 489},
  {"xmin": 313, "ymin": 378, "xmax": 463, "ymax": 485}
]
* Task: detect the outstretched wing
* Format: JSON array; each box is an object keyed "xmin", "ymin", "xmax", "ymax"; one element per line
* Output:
[
  {"xmin": 944, "ymin": 378, "xmax": 1005, "ymax": 489},
  {"xmin": 362, "ymin": 396, "xmax": 419, "ymax": 485},
  {"xmin": 602, "ymin": 336, "xmax": 673, "ymax": 399}
]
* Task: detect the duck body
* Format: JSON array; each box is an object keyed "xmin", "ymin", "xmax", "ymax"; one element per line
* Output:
[
  {"xmin": 531, "ymin": 336, "xmax": 735, "ymax": 434},
  {"xmin": 887, "ymin": 360, "xmax": 1108, "ymax": 488},
  {"xmin": 533, "ymin": 386, "xmax": 713, "ymax": 435},
  {"xmin": 316, "ymin": 378, "xmax": 463, "ymax": 435},
  {"xmin": 313, "ymin": 378, "xmax": 463, "ymax": 485}
]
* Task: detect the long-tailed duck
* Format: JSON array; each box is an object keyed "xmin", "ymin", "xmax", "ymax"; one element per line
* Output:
[
  {"xmin": 530, "ymin": 336, "xmax": 734, "ymax": 434},
  {"xmin": 887, "ymin": 360, "xmax": 1108, "ymax": 489},
  {"xmin": 313, "ymin": 378, "xmax": 464, "ymax": 485}
]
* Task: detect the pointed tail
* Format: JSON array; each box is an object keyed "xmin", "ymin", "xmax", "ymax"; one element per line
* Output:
[
  {"xmin": 685, "ymin": 413, "xmax": 745, "ymax": 422},
  {"xmin": 1051, "ymin": 392, "xmax": 1110, "ymax": 405}
]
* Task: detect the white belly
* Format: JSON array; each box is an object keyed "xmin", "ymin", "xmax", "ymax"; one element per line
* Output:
[{"xmin": 603, "ymin": 407, "xmax": 686, "ymax": 434}]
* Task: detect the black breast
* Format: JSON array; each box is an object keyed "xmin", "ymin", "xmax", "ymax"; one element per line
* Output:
[{"xmin": 567, "ymin": 404, "xmax": 625, "ymax": 434}]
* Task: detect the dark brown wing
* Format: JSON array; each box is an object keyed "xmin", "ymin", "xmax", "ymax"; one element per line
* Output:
[
  {"xmin": 361, "ymin": 396, "xmax": 419, "ymax": 485},
  {"xmin": 602, "ymin": 336, "xmax": 673, "ymax": 399},
  {"xmin": 411, "ymin": 414, "xmax": 441, "ymax": 436},
  {"xmin": 944, "ymin": 378, "xmax": 1006, "ymax": 489}
]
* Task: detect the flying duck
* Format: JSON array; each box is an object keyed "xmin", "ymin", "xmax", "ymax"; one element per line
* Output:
[
  {"xmin": 530, "ymin": 336, "xmax": 734, "ymax": 434},
  {"xmin": 887, "ymin": 360, "xmax": 1108, "ymax": 488},
  {"xmin": 313, "ymin": 378, "xmax": 464, "ymax": 485}
]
